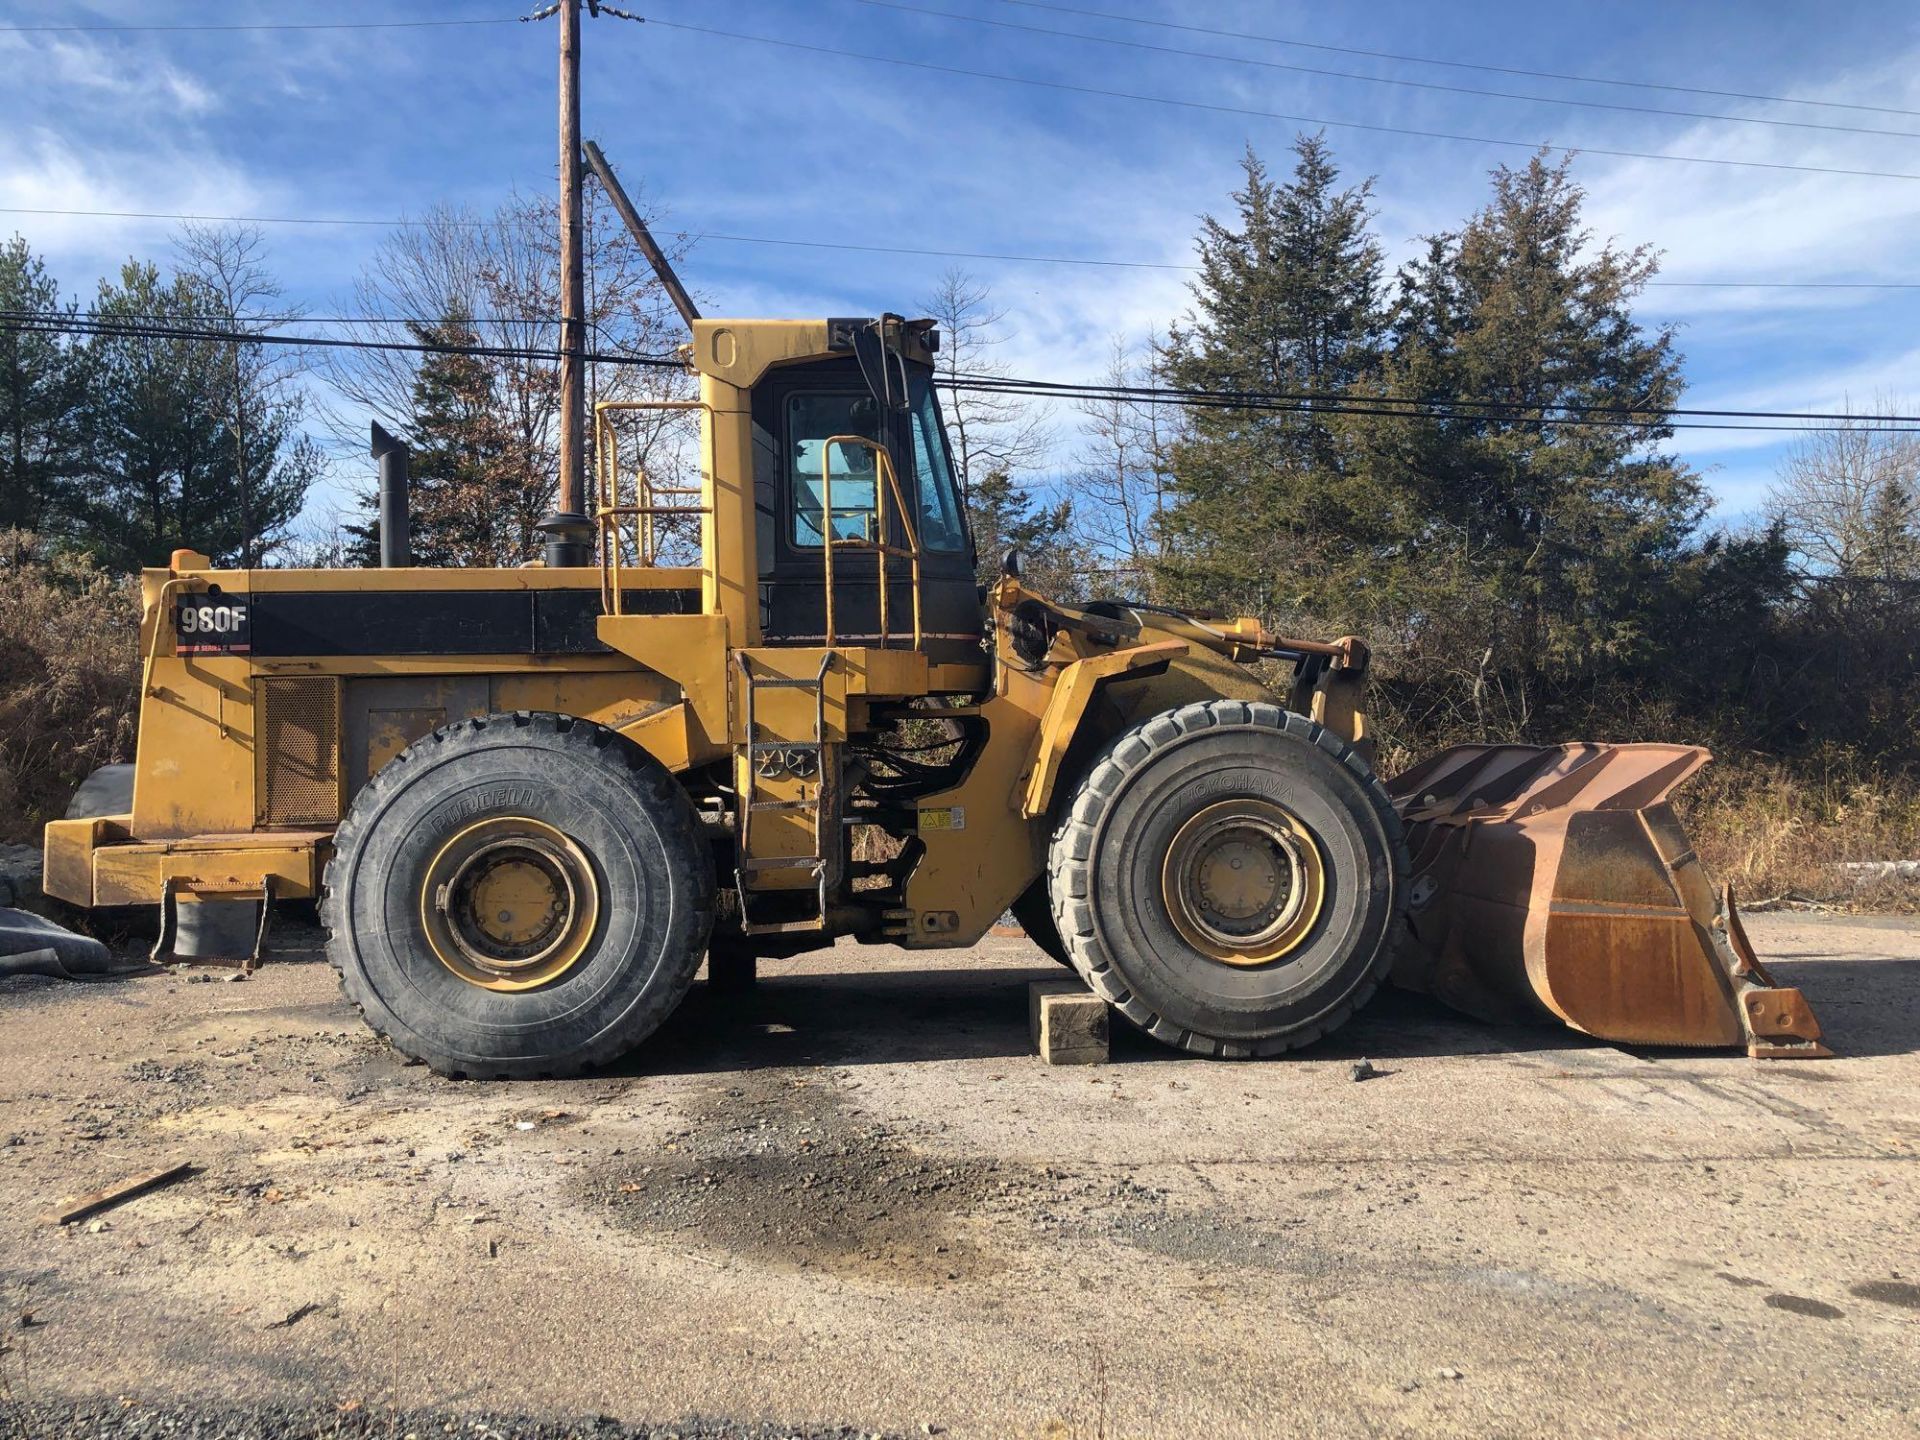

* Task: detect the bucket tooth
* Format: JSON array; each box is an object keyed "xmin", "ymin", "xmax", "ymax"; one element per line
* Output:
[
  {"xmin": 1716, "ymin": 883, "xmax": 1831, "ymax": 1059},
  {"xmin": 1737, "ymin": 986, "xmax": 1830, "ymax": 1059}
]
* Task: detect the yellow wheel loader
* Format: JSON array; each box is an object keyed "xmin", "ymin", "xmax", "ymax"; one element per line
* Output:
[{"xmin": 42, "ymin": 314, "xmax": 1828, "ymax": 1076}]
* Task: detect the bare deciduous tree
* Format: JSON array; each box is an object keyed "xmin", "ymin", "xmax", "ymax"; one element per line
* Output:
[
  {"xmin": 1070, "ymin": 333, "xmax": 1177, "ymax": 594},
  {"xmin": 323, "ymin": 183, "xmax": 695, "ymax": 566},
  {"xmin": 920, "ymin": 267, "xmax": 1052, "ymax": 493},
  {"xmin": 1767, "ymin": 398, "xmax": 1920, "ymax": 584}
]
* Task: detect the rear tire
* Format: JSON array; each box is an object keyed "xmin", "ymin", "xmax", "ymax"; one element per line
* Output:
[
  {"xmin": 1048, "ymin": 700, "xmax": 1405, "ymax": 1057},
  {"xmin": 323, "ymin": 712, "xmax": 714, "ymax": 1079}
]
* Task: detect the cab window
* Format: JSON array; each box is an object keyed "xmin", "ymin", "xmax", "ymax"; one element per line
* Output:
[
  {"xmin": 909, "ymin": 383, "xmax": 968, "ymax": 553},
  {"xmin": 789, "ymin": 391, "xmax": 880, "ymax": 547}
]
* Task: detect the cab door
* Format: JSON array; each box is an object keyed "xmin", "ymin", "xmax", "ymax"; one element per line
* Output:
[{"xmin": 751, "ymin": 356, "xmax": 983, "ymax": 668}]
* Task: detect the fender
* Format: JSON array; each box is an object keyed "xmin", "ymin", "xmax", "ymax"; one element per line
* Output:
[{"xmin": 1020, "ymin": 640, "xmax": 1187, "ymax": 819}]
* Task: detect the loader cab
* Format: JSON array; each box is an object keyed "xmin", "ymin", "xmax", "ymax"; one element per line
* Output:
[{"xmin": 747, "ymin": 320, "xmax": 985, "ymax": 667}]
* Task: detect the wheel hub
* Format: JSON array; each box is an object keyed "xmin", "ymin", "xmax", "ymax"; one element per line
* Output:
[
  {"xmin": 1162, "ymin": 799, "xmax": 1326, "ymax": 966},
  {"xmin": 421, "ymin": 817, "xmax": 600, "ymax": 991}
]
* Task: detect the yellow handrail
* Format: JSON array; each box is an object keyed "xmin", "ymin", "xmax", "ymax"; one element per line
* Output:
[
  {"xmin": 592, "ymin": 399, "xmax": 712, "ymax": 615},
  {"xmin": 819, "ymin": 435, "xmax": 923, "ymax": 650}
]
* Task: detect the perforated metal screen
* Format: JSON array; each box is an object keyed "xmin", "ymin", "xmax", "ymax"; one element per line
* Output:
[{"xmin": 261, "ymin": 677, "xmax": 341, "ymax": 825}]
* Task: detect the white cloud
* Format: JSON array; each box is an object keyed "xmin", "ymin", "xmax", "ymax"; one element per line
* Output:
[
  {"xmin": 0, "ymin": 126, "xmax": 266, "ymax": 277},
  {"xmin": 1683, "ymin": 345, "xmax": 1920, "ymax": 451},
  {"xmin": 0, "ymin": 30, "xmax": 220, "ymax": 117},
  {"xmin": 1568, "ymin": 47, "xmax": 1920, "ymax": 306}
]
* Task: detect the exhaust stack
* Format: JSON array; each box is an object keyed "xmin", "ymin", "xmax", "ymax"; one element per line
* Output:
[{"xmin": 371, "ymin": 421, "xmax": 411, "ymax": 568}]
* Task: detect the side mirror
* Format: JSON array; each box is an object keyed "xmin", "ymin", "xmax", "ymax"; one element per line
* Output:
[{"xmin": 1001, "ymin": 547, "xmax": 1024, "ymax": 579}]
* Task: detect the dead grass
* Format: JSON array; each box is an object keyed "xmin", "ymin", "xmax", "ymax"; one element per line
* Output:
[
  {"xmin": 0, "ymin": 531, "xmax": 141, "ymax": 844},
  {"xmin": 1677, "ymin": 757, "xmax": 1920, "ymax": 913}
]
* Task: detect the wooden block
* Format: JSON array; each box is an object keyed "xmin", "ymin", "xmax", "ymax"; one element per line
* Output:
[
  {"xmin": 1028, "ymin": 980, "xmax": 1109, "ymax": 1065},
  {"xmin": 41, "ymin": 1162, "xmax": 195, "ymax": 1226}
]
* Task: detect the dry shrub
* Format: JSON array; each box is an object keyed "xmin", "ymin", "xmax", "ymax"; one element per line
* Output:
[
  {"xmin": 0, "ymin": 531, "xmax": 141, "ymax": 842},
  {"xmin": 1676, "ymin": 755, "xmax": 1920, "ymax": 912}
]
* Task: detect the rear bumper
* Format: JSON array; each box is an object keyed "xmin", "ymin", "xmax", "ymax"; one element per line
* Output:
[{"xmin": 43, "ymin": 816, "xmax": 328, "ymax": 908}]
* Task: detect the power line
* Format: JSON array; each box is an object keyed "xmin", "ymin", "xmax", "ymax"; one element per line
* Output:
[
  {"xmin": 4, "ymin": 308, "xmax": 602, "ymax": 327},
  {"xmin": 0, "ymin": 308, "xmax": 675, "ymax": 355},
  {"xmin": 10, "ymin": 311, "xmax": 1917, "ymax": 434},
  {"xmin": 0, "ymin": 16, "xmax": 517, "ymax": 34},
  {"xmin": 633, "ymin": 16, "xmax": 1920, "ymax": 184},
  {"xmin": 987, "ymin": 0, "xmax": 1920, "ymax": 122},
  {"xmin": 0, "ymin": 206, "xmax": 439, "ymax": 230},
  {"xmin": 1648, "ymin": 280, "xmax": 1920, "ymax": 290},
  {"xmin": 942, "ymin": 371, "xmax": 1920, "ymax": 428},
  {"xmin": 3, "ymin": 203, "xmax": 1915, "ymax": 290},
  {"xmin": 0, "ymin": 312, "xmax": 683, "ymax": 369},
  {"xmin": 942, "ymin": 377, "xmax": 1920, "ymax": 434},
  {"xmin": 0, "ymin": 6, "xmax": 644, "ymax": 35},
  {"xmin": 9, "ymin": 1, "xmax": 1903, "ymax": 130},
  {"xmin": 846, "ymin": 0, "xmax": 1920, "ymax": 141}
]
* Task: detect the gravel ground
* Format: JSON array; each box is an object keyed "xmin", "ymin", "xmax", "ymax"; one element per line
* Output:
[
  {"xmin": 0, "ymin": 914, "xmax": 1916, "ymax": 1439},
  {"xmin": 4, "ymin": 1400, "xmax": 900, "ymax": 1440}
]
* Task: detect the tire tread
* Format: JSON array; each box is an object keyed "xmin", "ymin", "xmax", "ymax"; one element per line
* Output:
[
  {"xmin": 1045, "ymin": 699, "xmax": 1409, "ymax": 1058},
  {"xmin": 321, "ymin": 711, "xmax": 712, "ymax": 1079}
]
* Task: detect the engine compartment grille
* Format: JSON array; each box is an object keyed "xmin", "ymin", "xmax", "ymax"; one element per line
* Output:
[{"xmin": 261, "ymin": 677, "xmax": 341, "ymax": 826}]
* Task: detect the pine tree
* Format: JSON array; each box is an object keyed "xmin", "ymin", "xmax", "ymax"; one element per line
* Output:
[
  {"xmin": 75, "ymin": 258, "xmax": 316, "ymax": 570},
  {"xmin": 76, "ymin": 262, "xmax": 227, "ymax": 569},
  {"xmin": 353, "ymin": 310, "xmax": 521, "ymax": 568},
  {"xmin": 0, "ymin": 236, "xmax": 92, "ymax": 534},
  {"xmin": 1344, "ymin": 151, "xmax": 1706, "ymax": 735},
  {"xmin": 1861, "ymin": 473, "xmax": 1920, "ymax": 581},
  {"xmin": 177, "ymin": 223, "xmax": 321, "ymax": 568},
  {"xmin": 1158, "ymin": 135, "xmax": 1386, "ymax": 615},
  {"xmin": 965, "ymin": 468, "xmax": 1072, "ymax": 589}
]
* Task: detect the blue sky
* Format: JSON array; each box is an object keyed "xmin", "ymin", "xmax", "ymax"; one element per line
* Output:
[{"xmin": 5, "ymin": 0, "xmax": 1920, "ymax": 533}]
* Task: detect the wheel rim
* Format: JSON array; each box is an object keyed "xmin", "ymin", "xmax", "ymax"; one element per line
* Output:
[
  {"xmin": 420, "ymin": 816, "xmax": 600, "ymax": 991},
  {"xmin": 1160, "ymin": 798, "xmax": 1326, "ymax": 966}
]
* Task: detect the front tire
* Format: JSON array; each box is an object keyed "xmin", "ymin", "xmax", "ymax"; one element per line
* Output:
[
  {"xmin": 1009, "ymin": 879, "xmax": 1071, "ymax": 965},
  {"xmin": 323, "ymin": 712, "xmax": 714, "ymax": 1078},
  {"xmin": 1048, "ymin": 700, "xmax": 1405, "ymax": 1057}
]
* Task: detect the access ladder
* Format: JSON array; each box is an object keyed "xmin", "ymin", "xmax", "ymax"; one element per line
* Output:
[{"xmin": 734, "ymin": 651, "xmax": 837, "ymax": 934}]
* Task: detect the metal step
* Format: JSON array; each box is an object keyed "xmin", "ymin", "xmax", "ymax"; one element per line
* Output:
[
  {"xmin": 743, "ymin": 916, "xmax": 828, "ymax": 936},
  {"xmin": 736, "ymin": 650, "xmax": 836, "ymax": 938}
]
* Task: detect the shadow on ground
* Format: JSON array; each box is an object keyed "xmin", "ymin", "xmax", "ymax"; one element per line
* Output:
[
  {"xmin": 16, "ymin": 908, "xmax": 1911, "ymax": 1072},
  {"xmin": 627, "ymin": 948, "xmax": 1918, "ymax": 1075},
  {"xmin": 618, "ymin": 961, "xmax": 1602, "ymax": 1077},
  {"xmin": 1751, "ymin": 956, "xmax": 1920, "ymax": 1060}
]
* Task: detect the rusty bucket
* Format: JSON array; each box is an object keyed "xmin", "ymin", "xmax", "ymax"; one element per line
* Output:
[{"xmin": 1385, "ymin": 743, "xmax": 1829, "ymax": 1058}]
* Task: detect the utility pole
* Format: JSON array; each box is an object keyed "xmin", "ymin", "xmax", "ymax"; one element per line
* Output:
[
  {"xmin": 536, "ymin": 0, "xmax": 593, "ymax": 567},
  {"xmin": 582, "ymin": 140, "xmax": 699, "ymax": 329}
]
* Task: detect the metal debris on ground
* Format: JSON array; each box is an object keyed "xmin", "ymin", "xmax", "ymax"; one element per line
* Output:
[
  {"xmin": 264, "ymin": 1302, "xmax": 321, "ymax": 1330},
  {"xmin": 1349, "ymin": 1059, "xmax": 1382, "ymax": 1082}
]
